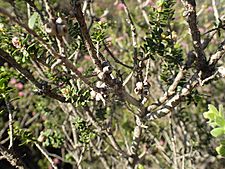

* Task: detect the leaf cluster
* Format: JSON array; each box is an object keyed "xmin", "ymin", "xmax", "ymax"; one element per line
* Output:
[
  {"xmin": 73, "ymin": 117, "xmax": 96, "ymax": 144},
  {"xmin": 203, "ymin": 104, "xmax": 225, "ymax": 156},
  {"xmin": 141, "ymin": 0, "xmax": 183, "ymax": 84}
]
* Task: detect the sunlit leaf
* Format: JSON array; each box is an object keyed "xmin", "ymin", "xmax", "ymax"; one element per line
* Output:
[
  {"xmin": 210, "ymin": 127, "xmax": 225, "ymax": 137},
  {"xmin": 216, "ymin": 144, "xmax": 225, "ymax": 156},
  {"xmin": 28, "ymin": 12, "xmax": 38, "ymax": 29}
]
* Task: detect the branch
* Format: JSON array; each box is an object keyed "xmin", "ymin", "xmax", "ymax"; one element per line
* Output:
[
  {"xmin": 146, "ymin": 37, "xmax": 225, "ymax": 120},
  {"xmin": 209, "ymin": 40, "xmax": 225, "ymax": 66},
  {"xmin": 72, "ymin": 1, "xmax": 103, "ymax": 69},
  {"xmin": 0, "ymin": 49, "xmax": 67, "ymax": 102},
  {"xmin": 85, "ymin": 107, "xmax": 128, "ymax": 157},
  {"xmin": 181, "ymin": 0, "xmax": 207, "ymax": 72},
  {"xmin": 212, "ymin": 0, "xmax": 219, "ymax": 24},
  {"xmin": 90, "ymin": 141, "xmax": 111, "ymax": 169},
  {"xmin": 146, "ymin": 72, "xmax": 199, "ymax": 120},
  {"xmin": 35, "ymin": 143, "xmax": 58, "ymax": 169},
  {"xmin": 0, "ymin": 7, "xmax": 95, "ymax": 91},
  {"xmin": 103, "ymin": 42, "xmax": 133, "ymax": 69},
  {"xmin": 128, "ymin": 116, "xmax": 143, "ymax": 168},
  {"xmin": 137, "ymin": 0, "xmax": 150, "ymax": 26},
  {"xmin": 71, "ymin": 2, "xmax": 144, "ymax": 112},
  {"xmin": 146, "ymin": 68, "xmax": 186, "ymax": 115},
  {"xmin": 24, "ymin": 0, "xmax": 45, "ymax": 22},
  {"xmin": 0, "ymin": 144, "xmax": 29, "ymax": 169}
]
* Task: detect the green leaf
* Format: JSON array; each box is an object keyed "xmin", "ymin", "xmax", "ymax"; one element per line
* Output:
[
  {"xmin": 219, "ymin": 105, "xmax": 224, "ymax": 117},
  {"xmin": 210, "ymin": 127, "xmax": 225, "ymax": 137},
  {"xmin": 208, "ymin": 104, "xmax": 219, "ymax": 115},
  {"xmin": 138, "ymin": 164, "xmax": 145, "ymax": 169},
  {"xmin": 203, "ymin": 111, "xmax": 215, "ymax": 121},
  {"xmin": 216, "ymin": 144, "xmax": 225, "ymax": 156},
  {"xmin": 216, "ymin": 116, "xmax": 225, "ymax": 127},
  {"xmin": 220, "ymin": 140, "xmax": 225, "ymax": 145},
  {"xmin": 28, "ymin": 12, "xmax": 38, "ymax": 29}
]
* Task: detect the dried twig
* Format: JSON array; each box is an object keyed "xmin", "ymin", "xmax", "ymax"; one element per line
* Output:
[
  {"xmin": 5, "ymin": 98, "xmax": 13, "ymax": 150},
  {"xmin": 35, "ymin": 143, "xmax": 58, "ymax": 169},
  {"xmin": 0, "ymin": 144, "xmax": 29, "ymax": 169},
  {"xmin": 137, "ymin": 0, "xmax": 150, "ymax": 26},
  {"xmin": 212, "ymin": 0, "xmax": 219, "ymax": 24},
  {"xmin": 103, "ymin": 42, "xmax": 133, "ymax": 69},
  {"xmin": 121, "ymin": 0, "xmax": 138, "ymax": 68}
]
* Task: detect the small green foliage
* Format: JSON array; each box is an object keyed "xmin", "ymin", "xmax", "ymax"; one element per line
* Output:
[
  {"xmin": 68, "ymin": 21, "xmax": 87, "ymax": 54},
  {"xmin": 91, "ymin": 21, "xmax": 109, "ymax": 44},
  {"xmin": 41, "ymin": 129, "xmax": 64, "ymax": 148},
  {"xmin": 65, "ymin": 153, "xmax": 74, "ymax": 162},
  {"xmin": 203, "ymin": 104, "xmax": 225, "ymax": 156},
  {"xmin": 216, "ymin": 145, "xmax": 225, "ymax": 156},
  {"xmin": 61, "ymin": 86, "xmax": 90, "ymax": 106},
  {"xmin": 203, "ymin": 104, "xmax": 225, "ymax": 127},
  {"xmin": 13, "ymin": 126, "xmax": 36, "ymax": 145},
  {"xmin": 141, "ymin": 0, "xmax": 183, "ymax": 84},
  {"xmin": 74, "ymin": 117, "xmax": 96, "ymax": 144},
  {"xmin": 137, "ymin": 164, "xmax": 145, "ymax": 169},
  {"xmin": 0, "ymin": 67, "xmax": 13, "ymax": 98},
  {"xmin": 211, "ymin": 127, "xmax": 224, "ymax": 137}
]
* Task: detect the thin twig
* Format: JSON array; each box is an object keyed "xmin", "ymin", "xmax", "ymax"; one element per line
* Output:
[
  {"xmin": 90, "ymin": 140, "xmax": 111, "ymax": 169},
  {"xmin": 24, "ymin": 0, "xmax": 45, "ymax": 22},
  {"xmin": 5, "ymin": 98, "xmax": 14, "ymax": 150},
  {"xmin": 35, "ymin": 143, "xmax": 58, "ymax": 169},
  {"xmin": 84, "ymin": 106, "xmax": 128, "ymax": 157},
  {"xmin": 147, "ymin": 68, "xmax": 185, "ymax": 113},
  {"xmin": 103, "ymin": 42, "xmax": 133, "ymax": 69},
  {"xmin": 137, "ymin": 0, "xmax": 150, "ymax": 26},
  {"xmin": 0, "ymin": 49, "xmax": 67, "ymax": 102},
  {"xmin": 121, "ymin": 0, "xmax": 138, "ymax": 68},
  {"xmin": 128, "ymin": 116, "xmax": 143, "ymax": 168},
  {"xmin": 170, "ymin": 113, "xmax": 178, "ymax": 169},
  {"xmin": 212, "ymin": 0, "xmax": 219, "ymax": 24}
]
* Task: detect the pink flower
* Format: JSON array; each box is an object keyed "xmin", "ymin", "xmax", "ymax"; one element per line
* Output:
[
  {"xmin": 18, "ymin": 91, "xmax": 24, "ymax": 97},
  {"xmin": 12, "ymin": 37, "xmax": 21, "ymax": 48},
  {"xmin": 142, "ymin": 0, "xmax": 154, "ymax": 7},
  {"xmin": 100, "ymin": 17, "xmax": 107, "ymax": 22},
  {"xmin": 15, "ymin": 82, "xmax": 24, "ymax": 90},
  {"xmin": 207, "ymin": 7, "xmax": 213, "ymax": 12},
  {"xmin": 116, "ymin": 3, "xmax": 125, "ymax": 10},
  {"xmin": 41, "ymin": 115, "xmax": 47, "ymax": 121},
  {"xmin": 53, "ymin": 158, "xmax": 60, "ymax": 165},
  {"xmin": 9, "ymin": 78, "xmax": 17, "ymax": 85},
  {"xmin": 159, "ymin": 140, "xmax": 164, "ymax": 145},
  {"xmin": 84, "ymin": 55, "xmax": 91, "ymax": 61},
  {"xmin": 77, "ymin": 67, "xmax": 84, "ymax": 73},
  {"xmin": 199, "ymin": 27, "xmax": 205, "ymax": 34}
]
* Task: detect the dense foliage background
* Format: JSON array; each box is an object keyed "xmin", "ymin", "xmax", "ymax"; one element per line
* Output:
[{"xmin": 0, "ymin": 0, "xmax": 225, "ymax": 168}]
